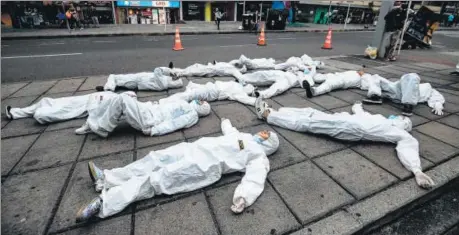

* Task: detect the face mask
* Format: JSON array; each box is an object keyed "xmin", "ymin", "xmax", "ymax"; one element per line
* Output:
[
  {"xmin": 304, "ymin": 69, "xmax": 310, "ymax": 75},
  {"xmin": 193, "ymin": 100, "xmax": 200, "ymax": 105},
  {"xmin": 253, "ymin": 135, "xmax": 265, "ymax": 144},
  {"xmin": 388, "ymin": 115, "xmax": 399, "ymax": 120}
]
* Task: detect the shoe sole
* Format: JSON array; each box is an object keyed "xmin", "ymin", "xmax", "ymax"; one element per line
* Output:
[
  {"xmin": 75, "ymin": 198, "xmax": 100, "ymax": 223},
  {"xmin": 5, "ymin": 106, "xmax": 12, "ymax": 119},
  {"xmin": 362, "ymin": 99, "xmax": 383, "ymax": 104},
  {"xmin": 88, "ymin": 162, "xmax": 97, "ymax": 183},
  {"xmin": 303, "ymin": 81, "xmax": 313, "ymax": 98},
  {"xmin": 402, "ymin": 112, "xmax": 413, "ymax": 116}
]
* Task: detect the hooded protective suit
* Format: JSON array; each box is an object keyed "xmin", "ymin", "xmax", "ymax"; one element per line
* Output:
[
  {"xmin": 274, "ymin": 54, "xmax": 324, "ymax": 71},
  {"xmin": 95, "ymin": 119, "xmax": 279, "ymax": 218},
  {"xmin": 173, "ymin": 62, "xmax": 246, "ymax": 80},
  {"xmin": 159, "ymin": 80, "xmax": 257, "ymax": 106},
  {"xmin": 367, "ymin": 73, "xmax": 445, "ymax": 114},
  {"xmin": 231, "ymin": 54, "xmax": 276, "ymax": 70},
  {"xmin": 262, "ymin": 102, "xmax": 434, "ymax": 188},
  {"xmin": 310, "ymin": 70, "xmax": 363, "ymax": 96},
  {"xmin": 240, "ymin": 69, "xmax": 315, "ymax": 99},
  {"xmin": 83, "ymin": 93, "xmax": 210, "ymax": 137},
  {"xmin": 7, "ymin": 91, "xmax": 136, "ymax": 124},
  {"xmin": 103, "ymin": 67, "xmax": 183, "ymax": 91}
]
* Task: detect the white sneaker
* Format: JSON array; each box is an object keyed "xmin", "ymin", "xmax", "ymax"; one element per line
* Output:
[
  {"xmin": 255, "ymin": 97, "xmax": 269, "ymax": 120},
  {"xmin": 75, "ymin": 123, "xmax": 92, "ymax": 135}
]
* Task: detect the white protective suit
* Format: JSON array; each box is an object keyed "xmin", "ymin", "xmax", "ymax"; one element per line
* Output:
[
  {"xmin": 240, "ymin": 69, "xmax": 315, "ymax": 99},
  {"xmin": 274, "ymin": 54, "xmax": 324, "ymax": 71},
  {"xmin": 103, "ymin": 67, "xmax": 183, "ymax": 91},
  {"xmin": 311, "ymin": 70, "xmax": 364, "ymax": 96},
  {"xmin": 84, "ymin": 93, "xmax": 210, "ymax": 137},
  {"xmin": 366, "ymin": 73, "xmax": 445, "ymax": 114},
  {"xmin": 96, "ymin": 119, "xmax": 279, "ymax": 218},
  {"xmin": 173, "ymin": 62, "xmax": 246, "ymax": 80},
  {"xmin": 7, "ymin": 91, "xmax": 136, "ymax": 124},
  {"xmin": 230, "ymin": 54, "xmax": 276, "ymax": 70},
  {"xmin": 264, "ymin": 102, "xmax": 434, "ymax": 188},
  {"xmin": 159, "ymin": 80, "xmax": 257, "ymax": 106}
]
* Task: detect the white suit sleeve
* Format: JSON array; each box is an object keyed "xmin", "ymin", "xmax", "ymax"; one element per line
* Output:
[
  {"xmin": 221, "ymin": 119, "xmax": 239, "ymax": 135},
  {"xmin": 427, "ymin": 88, "xmax": 445, "ymax": 110},
  {"xmin": 230, "ymin": 93, "xmax": 256, "ymax": 106},
  {"xmin": 150, "ymin": 109, "xmax": 198, "ymax": 136},
  {"xmin": 233, "ymin": 154, "xmax": 270, "ymax": 207},
  {"xmin": 394, "ymin": 130, "xmax": 422, "ymax": 173}
]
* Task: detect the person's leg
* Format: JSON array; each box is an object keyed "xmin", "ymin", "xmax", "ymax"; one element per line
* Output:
[
  {"xmin": 9, "ymin": 97, "xmax": 55, "ymax": 119},
  {"xmin": 257, "ymin": 79, "xmax": 291, "ymax": 98},
  {"xmin": 217, "ymin": 19, "xmax": 220, "ymax": 30},
  {"xmin": 400, "ymin": 74, "xmax": 420, "ymax": 116},
  {"xmin": 363, "ymin": 76, "xmax": 383, "ymax": 104},
  {"xmin": 85, "ymin": 95, "xmax": 124, "ymax": 136},
  {"xmin": 166, "ymin": 77, "xmax": 184, "ymax": 89},
  {"xmin": 386, "ymin": 30, "xmax": 401, "ymax": 61}
]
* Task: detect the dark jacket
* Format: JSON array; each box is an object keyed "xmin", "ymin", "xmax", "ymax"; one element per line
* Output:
[{"xmin": 384, "ymin": 7, "xmax": 406, "ymax": 32}]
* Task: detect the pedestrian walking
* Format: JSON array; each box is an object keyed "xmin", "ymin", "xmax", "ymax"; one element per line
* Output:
[
  {"xmin": 214, "ymin": 8, "xmax": 224, "ymax": 30},
  {"xmin": 447, "ymin": 14, "xmax": 454, "ymax": 27},
  {"xmin": 382, "ymin": 1, "xmax": 406, "ymax": 61}
]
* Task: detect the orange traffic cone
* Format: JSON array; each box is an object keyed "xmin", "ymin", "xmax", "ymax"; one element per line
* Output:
[
  {"xmin": 321, "ymin": 29, "xmax": 333, "ymax": 50},
  {"xmin": 257, "ymin": 24, "xmax": 266, "ymax": 46},
  {"xmin": 173, "ymin": 27, "xmax": 184, "ymax": 51}
]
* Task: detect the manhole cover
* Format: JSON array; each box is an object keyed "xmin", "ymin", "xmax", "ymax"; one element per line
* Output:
[{"xmin": 331, "ymin": 55, "xmax": 387, "ymax": 68}]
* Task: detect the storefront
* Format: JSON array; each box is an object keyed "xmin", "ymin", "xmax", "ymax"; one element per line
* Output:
[{"xmin": 116, "ymin": 1, "xmax": 180, "ymax": 24}]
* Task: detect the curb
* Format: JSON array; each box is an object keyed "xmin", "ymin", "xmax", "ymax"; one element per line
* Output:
[
  {"xmin": 1, "ymin": 28, "xmax": 375, "ymax": 40},
  {"xmin": 355, "ymin": 175, "xmax": 459, "ymax": 234}
]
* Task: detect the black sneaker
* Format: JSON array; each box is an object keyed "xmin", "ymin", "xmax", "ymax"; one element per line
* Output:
[
  {"xmin": 168, "ymin": 61, "xmax": 174, "ymax": 69},
  {"xmin": 363, "ymin": 95, "xmax": 383, "ymax": 104},
  {"xmin": 254, "ymin": 90, "xmax": 260, "ymax": 98},
  {"xmin": 213, "ymin": 60, "xmax": 217, "ymax": 65},
  {"xmin": 402, "ymin": 104, "xmax": 413, "ymax": 116},
  {"xmin": 5, "ymin": 106, "xmax": 13, "ymax": 119},
  {"xmin": 95, "ymin": 86, "xmax": 104, "ymax": 92},
  {"xmin": 302, "ymin": 80, "xmax": 313, "ymax": 98}
]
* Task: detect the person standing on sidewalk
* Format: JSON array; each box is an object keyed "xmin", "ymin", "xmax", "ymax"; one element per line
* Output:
[
  {"xmin": 88, "ymin": 4, "xmax": 99, "ymax": 28},
  {"xmin": 382, "ymin": 2, "xmax": 406, "ymax": 61},
  {"xmin": 214, "ymin": 8, "xmax": 224, "ymax": 30}
]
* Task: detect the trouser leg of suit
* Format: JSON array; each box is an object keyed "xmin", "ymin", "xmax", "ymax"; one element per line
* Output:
[
  {"xmin": 258, "ymin": 79, "xmax": 291, "ymax": 98},
  {"xmin": 312, "ymin": 78, "xmax": 344, "ymax": 96},
  {"xmin": 400, "ymin": 74, "xmax": 420, "ymax": 105},
  {"xmin": 86, "ymin": 95, "xmax": 124, "ymax": 134},
  {"xmin": 267, "ymin": 107, "xmax": 338, "ymax": 134},
  {"xmin": 366, "ymin": 76, "xmax": 382, "ymax": 98},
  {"xmin": 10, "ymin": 97, "xmax": 54, "ymax": 119},
  {"xmin": 104, "ymin": 74, "xmax": 139, "ymax": 91},
  {"xmin": 167, "ymin": 77, "xmax": 183, "ymax": 89},
  {"xmin": 313, "ymin": 73, "xmax": 327, "ymax": 83}
]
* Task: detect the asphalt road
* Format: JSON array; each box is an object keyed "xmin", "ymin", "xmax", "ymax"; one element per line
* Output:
[{"xmin": 1, "ymin": 31, "xmax": 458, "ymax": 82}]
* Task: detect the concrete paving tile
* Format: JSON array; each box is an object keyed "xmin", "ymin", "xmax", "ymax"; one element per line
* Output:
[
  {"xmin": 211, "ymin": 99, "xmax": 236, "ymax": 106},
  {"xmin": 437, "ymin": 87, "xmax": 459, "ymax": 97},
  {"xmin": 435, "ymin": 69, "xmax": 459, "ymax": 75},
  {"xmin": 1, "ymin": 134, "xmax": 38, "ymax": 175},
  {"xmin": 14, "ymin": 128, "xmax": 85, "ymax": 173},
  {"xmin": 45, "ymin": 118, "xmax": 86, "ymax": 132},
  {"xmin": 240, "ymin": 124, "xmax": 308, "ymax": 170},
  {"xmin": 78, "ymin": 76, "xmax": 105, "ymax": 91},
  {"xmin": 414, "ymin": 62, "xmax": 454, "ymax": 70},
  {"xmin": 1, "ymin": 118, "xmax": 46, "ymax": 138},
  {"xmin": 46, "ymin": 78, "xmax": 85, "ymax": 94},
  {"xmin": 137, "ymin": 94, "xmax": 168, "ymax": 103},
  {"xmin": 420, "ymin": 72, "xmax": 458, "ymax": 82},
  {"xmin": 10, "ymin": 80, "xmax": 57, "ymax": 97},
  {"xmin": 427, "ymin": 156, "xmax": 459, "ymax": 183},
  {"xmin": 1, "ymin": 95, "xmax": 39, "ymax": 118},
  {"xmin": 307, "ymin": 94, "xmax": 349, "ymax": 110},
  {"xmin": 322, "ymin": 59, "xmax": 363, "ymax": 70},
  {"xmin": 1, "ymin": 165, "xmax": 71, "ymax": 235},
  {"xmin": 212, "ymin": 103, "xmax": 262, "ymax": 129},
  {"xmin": 417, "ymin": 122, "xmax": 459, "ymax": 147},
  {"xmin": 39, "ymin": 91, "xmax": 74, "ymax": 99},
  {"xmin": 352, "ymin": 142, "xmax": 434, "ymax": 180},
  {"xmin": 57, "ymin": 215, "xmax": 131, "ymax": 235},
  {"xmin": 328, "ymin": 89, "xmax": 365, "ymax": 104},
  {"xmin": 392, "ymin": 65, "xmax": 425, "ymax": 74},
  {"xmin": 347, "ymin": 178, "xmax": 427, "ymax": 226},
  {"xmin": 451, "ymin": 83, "xmax": 459, "ymax": 89},
  {"xmin": 183, "ymin": 111, "xmax": 221, "ymax": 139},
  {"xmin": 187, "ymin": 77, "xmax": 215, "ymax": 84},
  {"xmin": 273, "ymin": 126, "xmax": 349, "ymax": 158},
  {"xmin": 80, "ymin": 130, "xmax": 135, "ymax": 159},
  {"xmin": 437, "ymin": 114, "xmax": 459, "ymax": 129},
  {"xmin": 269, "ymin": 161, "xmax": 354, "ymax": 224},
  {"xmin": 413, "ymin": 104, "xmax": 450, "ymax": 120},
  {"xmin": 395, "ymin": 63, "xmax": 433, "ymax": 71},
  {"xmin": 443, "ymin": 93, "xmax": 459, "ymax": 105},
  {"xmin": 208, "ymin": 182, "xmax": 300, "ymax": 235},
  {"xmin": 74, "ymin": 90, "xmax": 96, "ymax": 96},
  {"xmin": 412, "ymin": 131, "xmax": 459, "ymax": 164},
  {"xmin": 136, "ymin": 131, "xmax": 185, "ymax": 149},
  {"xmin": 1, "ymin": 119, "xmax": 9, "ymax": 129},
  {"xmin": 416, "ymin": 75, "xmax": 454, "ymax": 86},
  {"xmin": 292, "ymin": 211, "xmax": 362, "ymax": 235},
  {"xmin": 50, "ymin": 152, "xmax": 133, "ymax": 233},
  {"xmin": 363, "ymin": 103, "xmax": 429, "ymax": 126},
  {"xmin": 273, "ymin": 93, "xmax": 324, "ymax": 110},
  {"xmin": 135, "ymin": 193, "xmax": 218, "ymax": 235},
  {"xmin": 214, "ymin": 76, "xmax": 236, "ymax": 82},
  {"xmin": 329, "ymin": 105, "xmax": 353, "ymax": 114},
  {"xmin": 443, "ymin": 102, "xmax": 459, "ymax": 113},
  {"xmin": 315, "ymin": 149, "xmax": 398, "ymax": 199},
  {"xmin": 1, "ymin": 82, "xmax": 28, "ymax": 99}
]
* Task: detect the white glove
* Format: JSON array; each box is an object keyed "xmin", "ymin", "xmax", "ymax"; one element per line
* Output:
[
  {"xmin": 231, "ymin": 197, "xmax": 246, "ymax": 214},
  {"xmin": 432, "ymin": 103, "xmax": 444, "ymax": 116},
  {"xmin": 414, "ymin": 170, "xmax": 435, "ymax": 189}
]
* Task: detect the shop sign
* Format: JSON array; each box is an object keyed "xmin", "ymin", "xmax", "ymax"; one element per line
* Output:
[{"xmin": 117, "ymin": 1, "xmax": 179, "ymax": 8}]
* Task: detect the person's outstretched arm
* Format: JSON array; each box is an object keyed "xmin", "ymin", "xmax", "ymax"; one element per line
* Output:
[
  {"xmin": 221, "ymin": 118, "xmax": 239, "ymax": 136},
  {"xmin": 427, "ymin": 88, "xmax": 445, "ymax": 115},
  {"xmin": 231, "ymin": 153, "xmax": 269, "ymax": 213}
]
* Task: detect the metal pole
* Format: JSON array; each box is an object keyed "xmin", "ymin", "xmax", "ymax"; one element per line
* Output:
[
  {"xmin": 344, "ymin": 3, "xmax": 350, "ymax": 29},
  {"xmin": 397, "ymin": 0, "xmax": 412, "ymax": 55},
  {"xmin": 112, "ymin": 1, "xmax": 117, "ymax": 24},
  {"xmin": 62, "ymin": 2, "xmax": 70, "ymax": 31},
  {"xmin": 372, "ymin": 0, "xmax": 394, "ymax": 59},
  {"xmin": 243, "ymin": 1, "xmax": 245, "ymax": 14},
  {"xmin": 260, "ymin": 1, "xmax": 263, "ymax": 22},
  {"xmin": 327, "ymin": 0, "xmax": 332, "ymax": 28},
  {"xmin": 164, "ymin": 7, "xmax": 167, "ymax": 31}
]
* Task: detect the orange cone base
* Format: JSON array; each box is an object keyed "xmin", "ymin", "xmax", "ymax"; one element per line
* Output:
[
  {"xmin": 173, "ymin": 47, "xmax": 184, "ymax": 51},
  {"xmin": 257, "ymin": 43, "xmax": 267, "ymax": 46},
  {"xmin": 321, "ymin": 46, "xmax": 332, "ymax": 49}
]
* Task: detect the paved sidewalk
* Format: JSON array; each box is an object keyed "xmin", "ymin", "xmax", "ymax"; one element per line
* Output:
[
  {"xmin": 1, "ymin": 21, "xmax": 381, "ymax": 39},
  {"xmin": 2, "ymin": 56, "xmax": 459, "ymax": 235}
]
